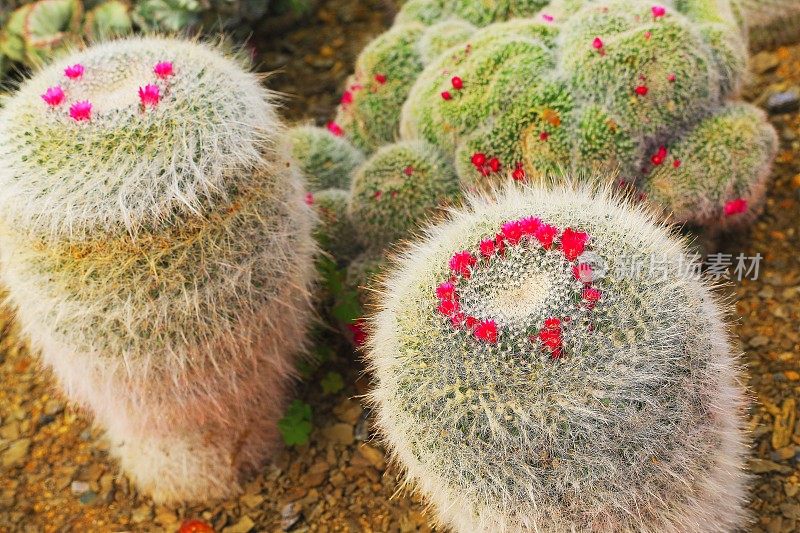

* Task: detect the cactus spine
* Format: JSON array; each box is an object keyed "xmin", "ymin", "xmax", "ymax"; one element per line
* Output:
[{"xmin": 0, "ymin": 36, "xmax": 316, "ymax": 503}]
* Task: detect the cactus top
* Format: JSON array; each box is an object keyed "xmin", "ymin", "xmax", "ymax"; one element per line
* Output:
[{"xmin": 0, "ymin": 37, "xmax": 280, "ymax": 240}]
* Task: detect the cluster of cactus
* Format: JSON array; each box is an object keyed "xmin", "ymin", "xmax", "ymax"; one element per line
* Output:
[
  {"xmin": 0, "ymin": 37, "xmax": 316, "ymax": 503},
  {"xmin": 366, "ymin": 183, "xmax": 749, "ymax": 531},
  {"xmin": 0, "ymin": 0, "xmax": 312, "ymax": 77},
  {"xmin": 293, "ymin": 0, "xmax": 778, "ymax": 263}
]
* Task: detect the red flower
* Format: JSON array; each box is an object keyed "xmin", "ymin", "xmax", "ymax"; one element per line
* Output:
[
  {"xmin": 441, "ymin": 91, "xmax": 453, "ymax": 101},
  {"xmin": 539, "ymin": 131, "xmax": 549, "ymax": 141},
  {"xmin": 375, "ymin": 73, "xmax": 387, "ymax": 84},
  {"xmin": 724, "ymin": 198, "xmax": 748, "ymax": 216},
  {"xmin": 583, "ymin": 287, "xmax": 602, "ymax": 308},
  {"xmin": 573, "ymin": 263, "xmax": 593, "ymax": 283},
  {"xmin": 652, "ymin": 5, "xmax": 666, "ymax": 18},
  {"xmin": 465, "ymin": 316, "xmax": 479, "ymax": 329},
  {"xmin": 348, "ymin": 319, "xmax": 368, "ymax": 347},
  {"xmin": 537, "ymin": 318, "xmax": 562, "ymax": 358},
  {"xmin": 373, "ymin": 190, "xmax": 382, "ymax": 200},
  {"xmin": 304, "ymin": 192, "xmax": 314, "ymax": 205},
  {"xmin": 69, "ymin": 101, "xmax": 92, "ymax": 121},
  {"xmin": 544, "ymin": 317, "xmax": 561, "ymax": 329},
  {"xmin": 436, "ymin": 281, "xmax": 456, "ymax": 300},
  {"xmin": 64, "ymin": 64, "xmax": 84, "ymax": 79},
  {"xmin": 667, "ymin": 72, "xmax": 676, "ymax": 82},
  {"xmin": 179, "ymin": 519, "xmax": 214, "ymax": 533},
  {"xmin": 501, "ymin": 220, "xmax": 523, "ymax": 244},
  {"xmin": 138, "ymin": 84, "xmax": 160, "ymax": 107},
  {"xmin": 534, "ymin": 223, "xmax": 558, "ymax": 249},
  {"xmin": 512, "ymin": 164, "xmax": 526, "ymax": 181},
  {"xmin": 41, "ymin": 86, "xmax": 65, "ymax": 106},
  {"xmin": 634, "ymin": 85, "xmax": 649, "ymax": 96},
  {"xmin": 153, "ymin": 61, "xmax": 174, "ymax": 78},
  {"xmin": 327, "ymin": 121, "xmax": 344, "ymax": 136},
  {"xmin": 592, "ymin": 37, "xmax": 604, "ymax": 50},
  {"xmin": 437, "ymin": 298, "xmax": 460, "ymax": 317},
  {"xmin": 404, "ymin": 166, "xmax": 414, "ymax": 176},
  {"xmin": 560, "ymin": 228, "xmax": 589, "ymax": 261},
  {"xmin": 451, "ymin": 76, "xmax": 464, "ymax": 89},
  {"xmin": 673, "ymin": 159, "xmax": 681, "ymax": 168},
  {"xmin": 474, "ymin": 319, "xmax": 498, "ymax": 343},
  {"xmin": 650, "ymin": 145, "xmax": 667, "ymax": 166},
  {"xmin": 494, "ymin": 233, "xmax": 506, "ymax": 256},
  {"xmin": 479, "ymin": 238, "xmax": 497, "ymax": 258},
  {"xmin": 644, "ymin": 30, "xmax": 652, "ymax": 40},
  {"xmin": 450, "ymin": 312, "xmax": 466, "ymax": 328},
  {"xmin": 488, "ymin": 157, "xmax": 501, "ymax": 173},
  {"xmin": 519, "ymin": 216, "xmax": 541, "ymax": 236},
  {"xmin": 449, "ymin": 251, "xmax": 476, "ymax": 278},
  {"xmin": 341, "ymin": 90, "xmax": 354, "ymax": 106},
  {"xmin": 471, "ymin": 152, "xmax": 486, "ymax": 166}
]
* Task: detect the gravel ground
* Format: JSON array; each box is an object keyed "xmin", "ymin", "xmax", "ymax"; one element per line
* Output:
[{"xmin": 1, "ymin": 3, "xmax": 799, "ymax": 532}]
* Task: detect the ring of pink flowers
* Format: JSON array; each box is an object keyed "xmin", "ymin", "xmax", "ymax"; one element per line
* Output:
[{"xmin": 434, "ymin": 217, "xmax": 603, "ymax": 359}]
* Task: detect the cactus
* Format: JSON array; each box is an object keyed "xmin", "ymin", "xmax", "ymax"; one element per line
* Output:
[
  {"xmin": 289, "ymin": 124, "xmax": 364, "ymax": 191},
  {"xmin": 346, "ymin": 251, "xmax": 387, "ymax": 307},
  {"xmin": 348, "ymin": 140, "xmax": 461, "ymax": 249},
  {"xmin": 318, "ymin": 0, "xmax": 777, "ymax": 236},
  {"xmin": 0, "ymin": 37, "xmax": 316, "ymax": 503},
  {"xmin": 366, "ymin": 183, "xmax": 749, "ymax": 532},
  {"xmin": 643, "ymin": 102, "xmax": 778, "ymax": 230},
  {"xmin": 310, "ymin": 188, "xmax": 361, "ymax": 260},
  {"xmin": 396, "ymin": 0, "xmax": 551, "ymax": 27}
]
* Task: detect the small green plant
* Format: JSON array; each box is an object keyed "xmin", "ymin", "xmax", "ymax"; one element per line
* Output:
[
  {"xmin": 278, "ymin": 400, "xmax": 313, "ymax": 446},
  {"xmin": 321, "ymin": 371, "xmax": 345, "ymax": 395}
]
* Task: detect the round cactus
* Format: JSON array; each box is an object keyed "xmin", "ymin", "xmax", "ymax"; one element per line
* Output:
[
  {"xmin": 367, "ymin": 183, "xmax": 748, "ymax": 532},
  {"xmin": 333, "ymin": 23, "xmax": 426, "ymax": 153},
  {"xmin": 346, "ymin": 250, "xmax": 388, "ymax": 308},
  {"xmin": 288, "ymin": 124, "xmax": 364, "ymax": 191},
  {"xmin": 0, "ymin": 37, "xmax": 316, "ymax": 503},
  {"xmin": 396, "ymin": 0, "xmax": 551, "ymax": 27},
  {"xmin": 348, "ymin": 140, "xmax": 461, "ymax": 249},
  {"xmin": 310, "ymin": 188, "xmax": 361, "ymax": 260},
  {"xmin": 417, "ymin": 18, "xmax": 477, "ymax": 65},
  {"xmin": 643, "ymin": 102, "xmax": 778, "ymax": 230}
]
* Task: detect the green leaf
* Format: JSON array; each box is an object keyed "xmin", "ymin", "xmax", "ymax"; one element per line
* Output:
[
  {"xmin": 332, "ymin": 288, "xmax": 363, "ymax": 324},
  {"xmin": 84, "ymin": 0, "xmax": 132, "ymax": 40},
  {"xmin": 277, "ymin": 400, "xmax": 313, "ymax": 446},
  {"xmin": 320, "ymin": 371, "xmax": 344, "ymax": 395}
]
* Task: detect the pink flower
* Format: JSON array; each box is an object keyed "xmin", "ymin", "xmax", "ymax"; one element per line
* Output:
[
  {"xmin": 474, "ymin": 319, "xmax": 498, "ymax": 343},
  {"xmin": 542, "ymin": 13, "xmax": 554, "ymax": 22},
  {"xmin": 436, "ymin": 281, "xmax": 456, "ymax": 301},
  {"xmin": 403, "ymin": 166, "xmax": 414, "ymax": 176},
  {"xmin": 644, "ymin": 30, "xmax": 652, "ymax": 40},
  {"xmin": 341, "ymin": 90, "xmax": 354, "ymax": 106},
  {"xmin": 634, "ymin": 85, "xmax": 649, "ymax": 96},
  {"xmin": 305, "ymin": 192, "xmax": 314, "ymax": 205},
  {"xmin": 593, "ymin": 37, "xmax": 604, "ymax": 50},
  {"xmin": 573, "ymin": 263, "xmax": 593, "ymax": 283},
  {"xmin": 650, "ymin": 145, "xmax": 667, "ymax": 166},
  {"xmin": 652, "ymin": 5, "xmax": 666, "ymax": 18},
  {"xmin": 560, "ymin": 228, "xmax": 589, "ymax": 261},
  {"xmin": 583, "ymin": 287, "xmax": 602, "ymax": 308},
  {"xmin": 449, "ymin": 251, "xmax": 476, "ymax": 278},
  {"xmin": 327, "ymin": 121, "xmax": 344, "ymax": 136},
  {"xmin": 451, "ymin": 76, "xmax": 464, "ymax": 90},
  {"xmin": 64, "ymin": 64, "xmax": 84, "ymax": 79},
  {"xmin": 154, "ymin": 61, "xmax": 174, "ymax": 78},
  {"xmin": 512, "ymin": 164, "xmax": 526, "ymax": 181},
  {"xmin": 441, "ymin": 91, "xmax": 453, "ymax": 101},
  {"xmin": 69, "ymin": 101, "xmax": 92, "ymax": 121},
  {"xmin": 373, "ymin": 190, "xmax": 382, "ymax": 200},
  {"xmin": 375, "ymin": 73, "xmax": 387, "ymax": 84},
  {"xmin": 520, "ymin": 217, "xmax": 541, "ymax": 236},
  {"xmin": 437, "ymin": 298, "xmax": 460, "ymax": 317},
  {"xmin": 501, "ymin": 220, "xmax": 523, "ymax": 245},
  {"xmin": 138, "ymin": 84, "xmax": 160, "ymax": 107},
  {"xmin": 534, "ymin": 223, "xmax": 558, "ymax": 249},
  {"xmin": 667, "ymin": 72, "xmax": 676, "ymax": 82},
  {"xmin": 450, "ymin": 312, "xmax": 466, "ymax": 328},
  {"xmin": 41, "ymin": 86, "xmax": 65, "ymax": 106},
  {"xmin": 465, "ymin": 316, "xmax": 479, "ymax": 330},
  {"xmin": 479, "ymin": 238, "xmax": 497, "ymax": 258},
  {"xmin": 724, "ymin": 198, "xmax": 748, "ymax": 216}
]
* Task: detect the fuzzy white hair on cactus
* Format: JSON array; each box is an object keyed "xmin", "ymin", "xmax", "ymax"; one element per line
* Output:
[
  {"xmin": 0, "ymin": 36, "xmax": 316, "ymax": 503},
  {"xmin": 366, "ymin": 182, "xmax": 749, "ymax": 532}
]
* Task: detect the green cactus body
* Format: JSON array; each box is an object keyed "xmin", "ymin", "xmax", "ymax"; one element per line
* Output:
[
  {"xmin": 333, "ymin": 23, "xmax": 426, "ymax": 153},
  {"xmin": 367, "ymin": 183, "xmax": 748, "ymax": 532},
  {"xmin": 643, "ymin": 102, "xmax": 778, "ymax": 229},
  {"xmin": 348, "ymin": 140, "xmax": 460, "ymax": 248},
  {"xmin": 289, "ymin": 125, "xmax": 364, "ymax": 191},
  {"xmin": 311, "ymin": 188, "xmax": 361, "ymax": 260},
  {"xmin": 559, "ymin": 2, "xmax": 719, "ymax": 140},
  {"xmin": 0, "ymin": 37, "xmax": 316, "ymax": 503},
  {"xmin": 571, "ymin": 103, "xmax": 640, "ymax": 178},
  {"xmin": 401, "ymin": 33, "xmax": 554, "ymax": 154},
  {"xmin": 417, "ymin": 18, "xmax": 477, "ymax": 65},
  {"xmin": 396, "ymin": 0, "xmax": 551, "ymax": 27},
  {"xmin": 346, "ymin": 250, "xmax": 388, "ymax": 307}
]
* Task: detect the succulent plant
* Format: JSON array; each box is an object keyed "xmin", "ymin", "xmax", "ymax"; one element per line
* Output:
[
  {"xmin": 83, "ymin": 0, "xmax": 134, "ymax": 41},
  {"xmin": 310, "ymin": 188, "xmax": 361, "ymax": 260},
  {"xmin": 396, "ymin": 0, "xmax": 551, "ymax": 27},
  {"xmin": 288, "ymin": 124, "xmax": 364, "ymax": 191},
  {"xmin": 417, "ymin": 18, "xmax": 476, "ymax": 65},
  {"xmin": 346, "ymin": 250, "xmax": 387, "ymax": 307},
  {"xmin": 0, "ymin": 36, "xmax": 316, "ymax": 503},
  {"xmin": 348, "ymin": 140, "xmax": 461, "ymax": 248},
  {"xmin": 366, "ymin": 183, "xmax": 749, "ymax": 532}
]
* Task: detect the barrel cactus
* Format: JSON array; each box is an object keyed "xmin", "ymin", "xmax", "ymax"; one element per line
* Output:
[
  {"xmin": 314, "ymin": 0, "xmax": 776, "ymax": 237},
  {"xmin": 0, "ymin": 37, "xmax": 316, "ymax": 503},
  {"xmin": 367, "ymin": 183, "xmax": 749, "ymax": 532},
  {"xmin": 289, "ymin": 124, "xmax": 364, "ymax": 191}
]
